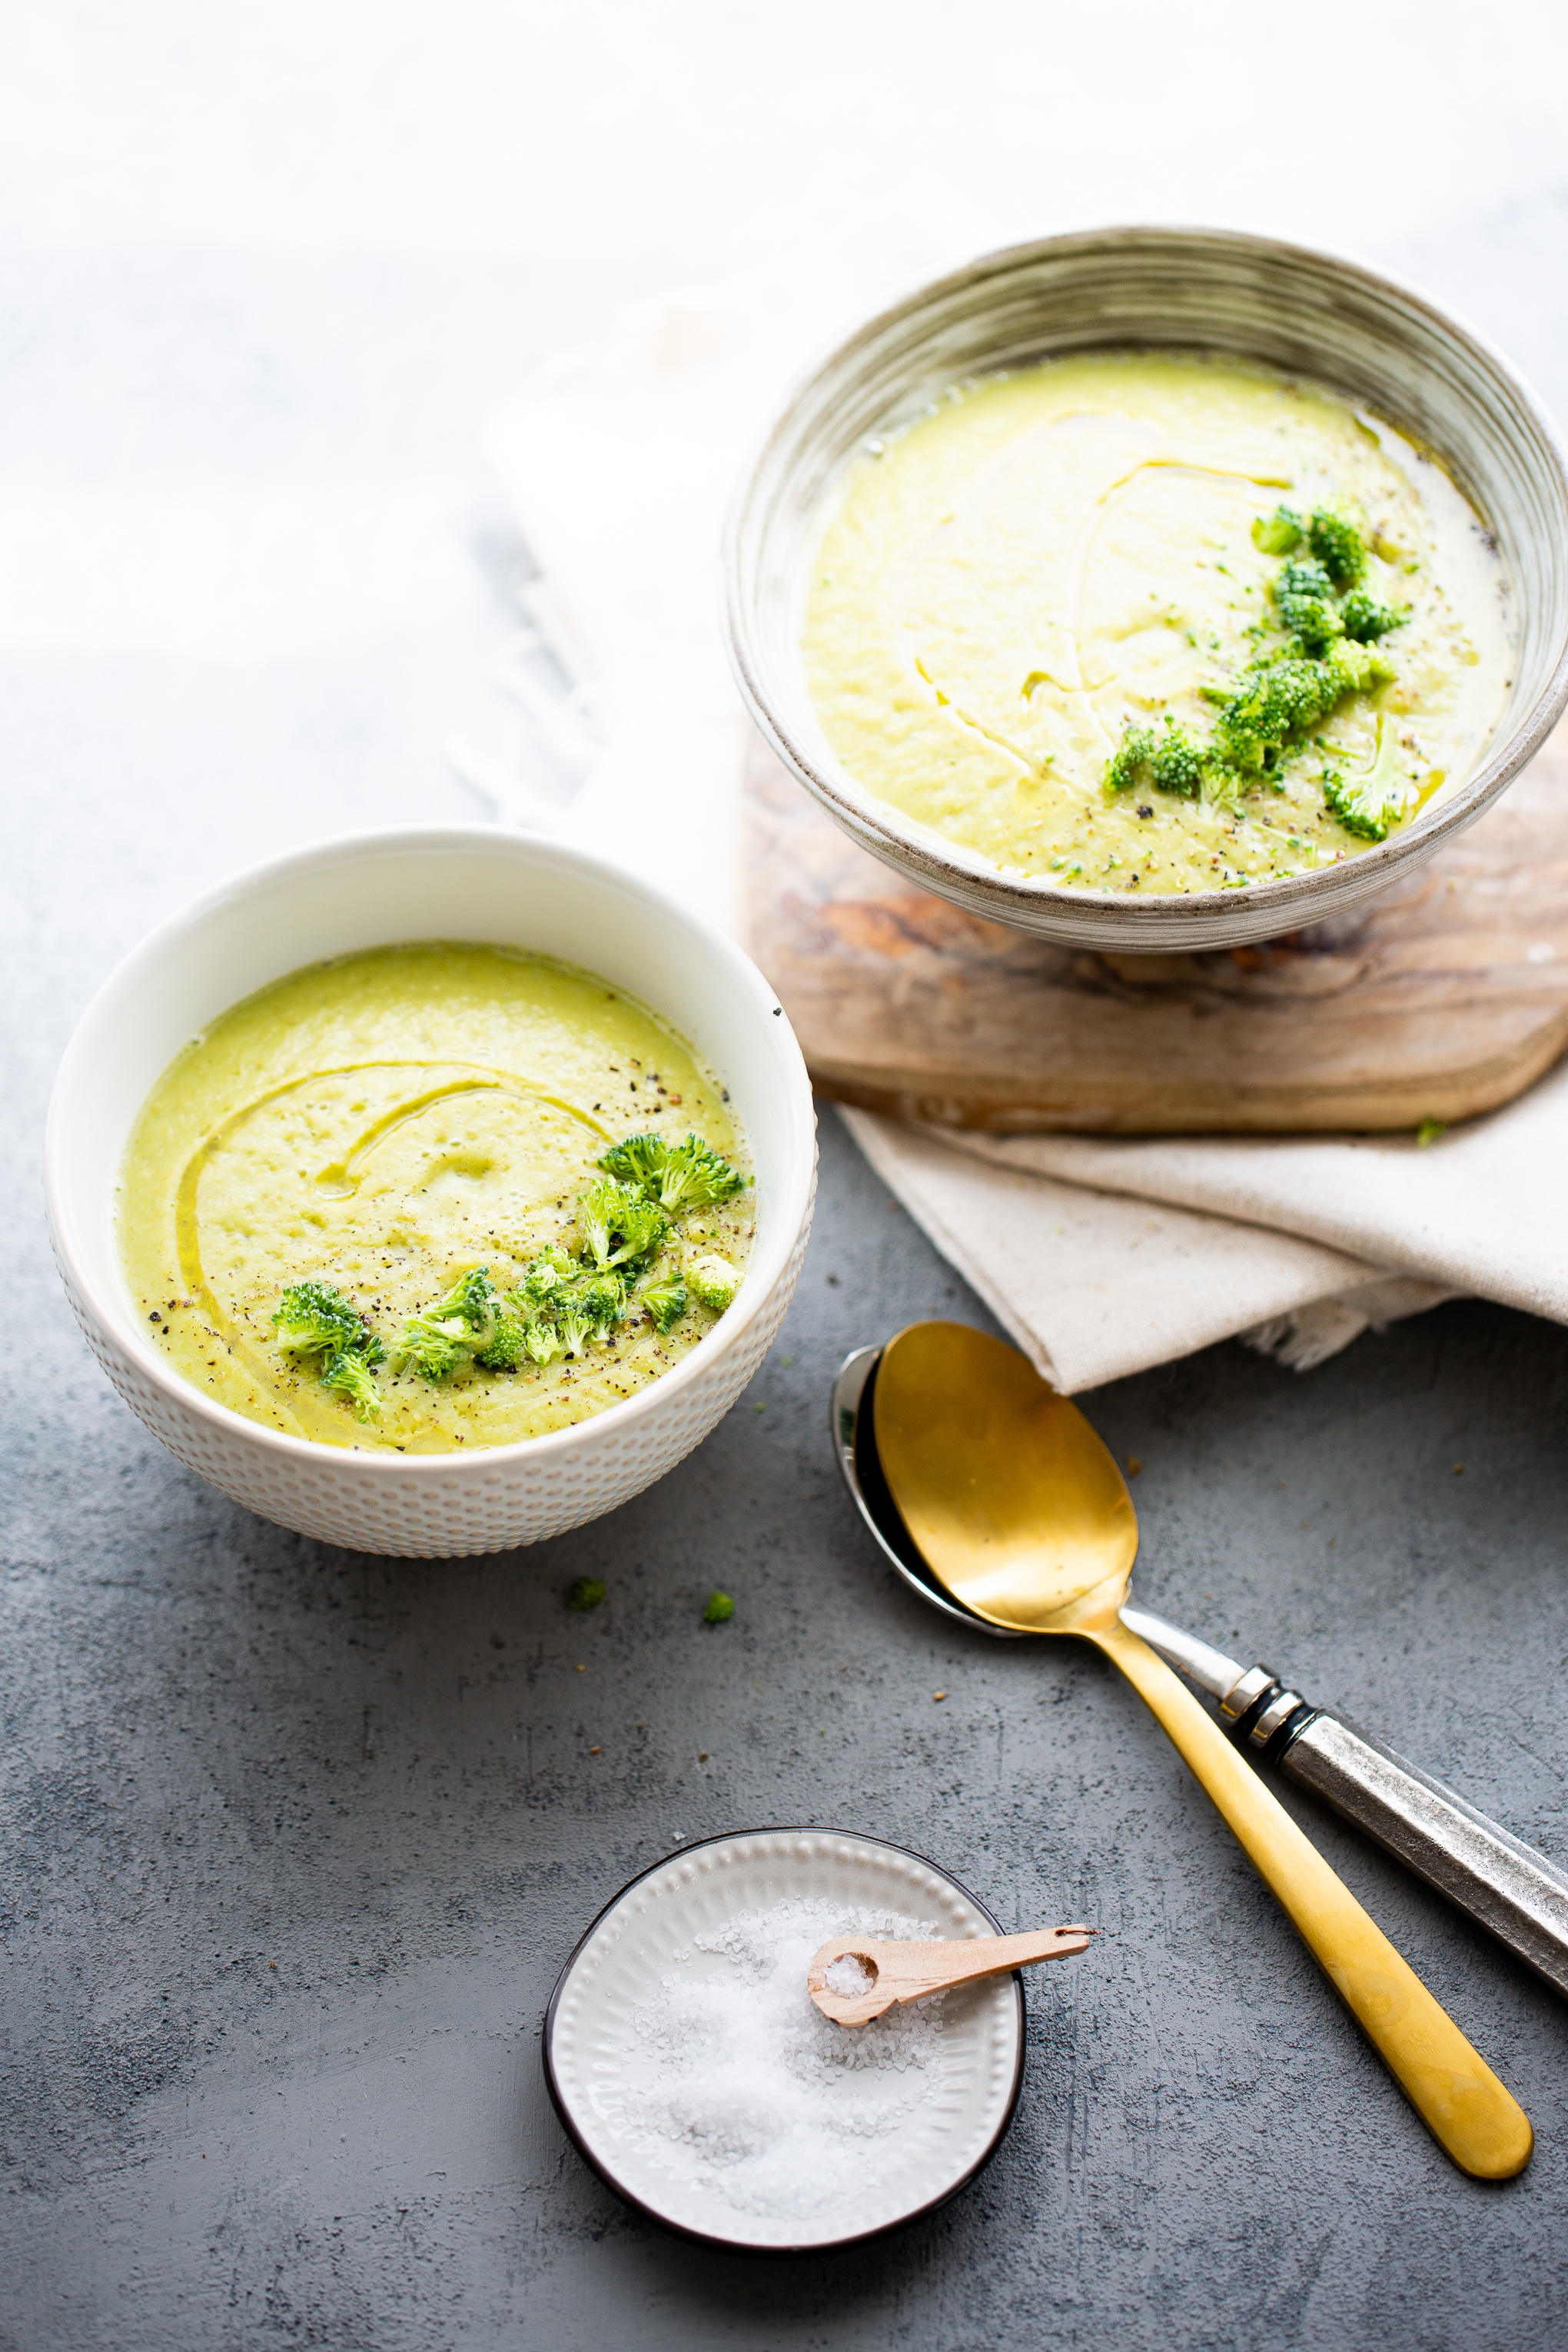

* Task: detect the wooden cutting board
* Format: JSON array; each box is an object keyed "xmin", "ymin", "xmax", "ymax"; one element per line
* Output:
[{"xmin": 742, "ymin": 729, "xmax": 1568, "ymax": 1134}]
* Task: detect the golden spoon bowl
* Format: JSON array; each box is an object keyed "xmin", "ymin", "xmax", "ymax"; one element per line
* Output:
[{"xmin": 872, "ymin": 1321, "xmax": 1532, "ymax": 2181}]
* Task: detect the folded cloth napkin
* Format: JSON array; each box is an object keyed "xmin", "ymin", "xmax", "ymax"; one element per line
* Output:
[{"xmin": 483, "ymin": 268, "xmax": 1568, "ymax": 1392}]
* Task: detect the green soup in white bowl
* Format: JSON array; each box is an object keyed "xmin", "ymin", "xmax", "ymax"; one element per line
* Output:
[{"xmin": 46, "ymin": 827, "xmax": 816, "ymax": 1556}]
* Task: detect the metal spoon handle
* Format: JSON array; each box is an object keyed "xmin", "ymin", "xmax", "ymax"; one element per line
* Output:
[
  {"xmin": 1095, "ymin": 1615, "xmax": 1533, "ymax": 2181},
  {"xmin": 1122, "ymin": 1604, "xmax": 1568, "ymax": 1998},
  {"xmin": 1283, "ymin": 1717, "xmax": 1568, "ymax": 2001}
]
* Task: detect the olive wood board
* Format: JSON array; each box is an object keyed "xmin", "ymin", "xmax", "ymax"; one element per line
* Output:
[{"xmin": 742, "ymin": 729, "xmax": 1568, "ymax": 1134}]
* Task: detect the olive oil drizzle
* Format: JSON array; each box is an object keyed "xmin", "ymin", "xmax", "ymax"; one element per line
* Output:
[{"xmin": 173, "ymin": 1059, "xmax": 615, "ymax": 1440}]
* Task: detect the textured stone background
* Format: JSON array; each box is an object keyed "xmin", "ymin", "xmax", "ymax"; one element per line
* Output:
[{"xmin": 6, "ymin": 8, "xmax": 1568, "ymax": 2346}]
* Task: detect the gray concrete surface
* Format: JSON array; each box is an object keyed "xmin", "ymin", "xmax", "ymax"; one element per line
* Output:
[
  {"xmin": 7, "ymin": 66, "xmax": 1568, "ymax": 2347},
  {"xmin": 7, "ymin": 1110, "xmax": 1568, "ymax": 2350}
]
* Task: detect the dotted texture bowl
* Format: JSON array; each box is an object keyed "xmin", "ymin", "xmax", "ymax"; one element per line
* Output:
[
  {"xmin": 724, "ymin": 224, "xmax": 1568, "ymax": 952},
  {"xmin": 45, "ymin": 827, "xmax": 818, "ymax": 1557},
  {"xmin": 543, "ymin": 1826, "xmax": 1026, "ymax": 2254}
]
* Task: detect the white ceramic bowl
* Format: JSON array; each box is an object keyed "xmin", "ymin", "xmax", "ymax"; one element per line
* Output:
[
  {"xmin": 44, "ymin": 826, "xmax": 818, "ymax": 1557},
  {"xmin": 724, "ymin": 226, "xmax": 1568, "ymax": 952},
  {"xmin": 542, "ymin": 1826, "xmax": 1026, "ymax": 2253}
]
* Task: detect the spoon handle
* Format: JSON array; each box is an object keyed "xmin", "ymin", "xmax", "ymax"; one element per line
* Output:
[{"xmin": 1095, "ymin": 1614, "xmax": 1533, "ymax": 2181}]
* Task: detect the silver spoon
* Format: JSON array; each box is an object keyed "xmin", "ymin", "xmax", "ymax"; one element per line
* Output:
[{"xmin": 833, "ymin": 1342, "xmax": 1568, "ymax": 2002}]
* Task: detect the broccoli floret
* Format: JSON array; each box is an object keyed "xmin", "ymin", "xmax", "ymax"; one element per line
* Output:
[
  {"xmin": 1273, "ymin": 556, "xmax": 1345, "ymax": 653},
  {"xmin": 576, "ymin": 1177, "xmax": 668, "ymax": 1273},
  {"xmin": 640, "ymin": 1273, "xmax": 689, "ymax": 1334},
  {"xmin": 319, "ymin": 1347, "xmax": 382, "ymax": 1422},
  {"xmin": 1149, "ymin": 721, "xmax": 1206, "ymax": 798},
  {"xmin": 1322, "ymin": 714, "xmax": 1409, "ymax": 841},
  {"xmin": 1214, "ymin": 656, "xmax": 1340, "ymax": 773},
  {"xmin": 397, "ymin": 1266, "xmax": 519, "ymax": 1384},
  {"xmin": 1324, "ymin": 637, "xmax": 1396, "ymax": 696},
  {"xmin": 1104, "ymin": 719, "xmax": 1204, "ymax": 799},
  {"xmin": 651, "ymin": 1132, "xmax": 746, "ymax": 1218},
  {"xmin": 686, "ymin": 1252, "xmax": 740, "ymax": 1313},
  {"xmin": 397, "ymin": 1314, "xmax": 469, "ymax": 1383},
  {"xmin": 522, "ymin": 1317, "xmax": 564, "ymax": 1367},
  {"xmin": 475, "ymin": 1302, "xmax": 527, "ymax": 1372},
  {"xmin": 577, "ymin": 1269, "xmax": 627, "ymax": 1328},
  {"xmin": 550, "ymin": 1269, "xmax": 626, "ymax": 1358},
  {"xmin": 703, "ymin": 1590, "xmax": 735, "ymax": 1624},
  {"xmin": 1105, "ymin": 723, "xmax": 1156, "ymax": 794},
  {"xmin": 520, "ymin": 1245, "xmax": 575, "ymax": 1307},
  {"xmin": 272, "ymin": 1280, "xmax": 377, "ymax": 1360},
  {"xmin": 1306, "ymin": 502, "xmax": 1367, "ymax": 589},
  {"xmin": 271, "ymin": 1281, "xmax": 383, "ymax": 1418},
  {"xmin": 1251, "ymin": 503, "xmax": 1304, "ymax": 556},
  {"xmin": 597, "ymin": 1131, "xmax": 745, "ymax": 1217},
  {"xmin": 1339, "ymin": 590, "xmax": 1408, "ymax": 643},
  {"xmin": 567, "ymin": 1576, "xmax": 606, "ymax": 1612},
  {"xmin": 595, "ymin": 1133, "xmax": 669, "ymax": 1193}
]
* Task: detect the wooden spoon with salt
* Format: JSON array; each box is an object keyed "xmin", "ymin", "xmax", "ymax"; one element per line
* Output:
[{"xmin": 807, "ymin": 1926, "xmax": 1095, "ymax": 2026}]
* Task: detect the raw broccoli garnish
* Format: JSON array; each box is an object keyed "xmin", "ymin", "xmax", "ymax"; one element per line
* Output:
[
  {"xmin": 1213, "ymin": 641, "xmax": 1395, "ymax": 777},
  {"xmin": 1306, "ymin": 501, "xmax": 1367, "ymax": 589},
  {"xmin": 576, "ymin": 1177, "xmax": 668, "ymax": 1274},
  {"xmin": 593, "ymin": 1133, "xmax": 669, "ymax": 1193},
  {"xmin": 1321, "ymin": 714, "xmax": 1410, "ymax": 841},
  {"xmin": 597, "ymin": 1131, "xmax": 746, "ymax": 1217},
  {"xmin": 1339, "ymin": 590, "xmax": 1408, "ymax": 643},
  {"xmin": 520, "ymin": 1245, "xmax": 575, "ymax": 1307},
  {"xmin": 1251, "ymin": 503, "xmax": 1304, "ymax": 556},
  {"xmin": 1272, "ymin": 557, "xmax": 1344, "ymax": 653},
  {"xmin": 567, "ymin": 1576, "xmax": 606, "ymax": 1612},
  {"xmin": 272, "ymin": 1280, "xmax": 374, "ymax": 1358},
  {"xmin": 686, "ymin": 1253, "xmax": 740, "ymax": 1312},
  {"xmin": 397, "ymin": 1266, "xmax": 523, "ymax": 1384},
  {"xmin": 320, "ymin": 1349, "xmax": 383, "ymax": 1420},
  {"xmin": 523, "ymin": 1317, "xmax": 565, "ymax": 1367},
  {"xmin": 703, "ymin": 1590, "xmax": 735, "ymax": 1624},
  {"xmin": 1105, "ymin": 724, "xmax": 1154, "ymax": 795},
  {"xmin": 640, "ymin": 1273, "xmax": 689, "ymax": 1334},
  {"xmin": 271, "ymin": 1280, "xmax": 384, "ymax": 1422},
  {"xmin": 1105, "ymin": 719, "xmax": 1205, "ymax": 799},
  {"xmin": 555, "ymin": 1268, "xmax": 626, "ymax": 1360}
]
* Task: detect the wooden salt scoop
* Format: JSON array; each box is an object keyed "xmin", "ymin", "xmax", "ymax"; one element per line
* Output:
[{"xmin": 807, "ymin": 1926, "xmax": 1095, "ymax": 2026}]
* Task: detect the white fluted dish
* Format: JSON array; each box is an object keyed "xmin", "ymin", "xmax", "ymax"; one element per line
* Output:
[
  {"xmin": 724, "ymin": 225, "xmax": 1568, "ymax": 952},
  {"xmin": 543, "ymin": 1827, "xmax": 1026, "ymax": 2253},
  {"xmin": 44, "ymin": 827, "xmax": 817, "ymax": 1557}
]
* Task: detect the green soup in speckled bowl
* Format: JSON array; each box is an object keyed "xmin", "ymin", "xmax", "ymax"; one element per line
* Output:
[{"xmin": 725, "ymin": 228, "xmax": 1568, "ymax": 952}]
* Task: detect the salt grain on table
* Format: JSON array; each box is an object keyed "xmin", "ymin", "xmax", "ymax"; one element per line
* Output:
[{"xmin": 620, "ymin": 1898, "xmax": 948, "ymax": 2223}]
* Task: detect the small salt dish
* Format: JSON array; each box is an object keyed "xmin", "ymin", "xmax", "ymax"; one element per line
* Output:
[{"xmin": 542, "ymin": 1827, "xmax": 1031, "ymax": 2254}]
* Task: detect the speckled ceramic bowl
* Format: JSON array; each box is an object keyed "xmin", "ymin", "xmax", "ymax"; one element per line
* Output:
[
  {"xmin": 723, "ymin": 225, "xmax": 1568, "ymax": 952},
  {"xmin": 543, "ymin": 1826, "xmax": 1028, "ymax": 2254},
  {"xmin": 44, "ymin": 826, "xmax": 817, "ymax": 1557}
]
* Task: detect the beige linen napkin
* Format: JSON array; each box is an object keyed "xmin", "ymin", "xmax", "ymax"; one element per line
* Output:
[{"xmin": 483, "ymin": 273, "xmax": 1567, "ymax": 1392}]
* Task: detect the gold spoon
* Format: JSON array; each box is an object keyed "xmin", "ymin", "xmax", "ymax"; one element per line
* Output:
[
  {"xmin": 872, "ymin": 1321, "xmax": 1533, "ymax": 2181},
  {"xmin": 808, "ymin": 1925, "xmax": 1094, "ymax": 2026}
]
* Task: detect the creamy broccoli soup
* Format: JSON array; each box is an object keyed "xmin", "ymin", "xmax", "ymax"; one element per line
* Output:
[
  {"xmin": 118, "ymin": 944, "xmax": 752, "ymax": 1452},
  {"xmin": 802, "ymin": 353, "xmax": 1511, "ymax": 895}
]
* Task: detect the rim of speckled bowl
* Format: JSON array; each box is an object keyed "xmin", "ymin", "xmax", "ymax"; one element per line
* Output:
[
  {"xmin": 540, "ymin": 1825, "xmax": 1028, "ymax": 2257},
  {"xmin": 723, "ymin": 224, "xmax": 1568, "ymax": 952},
  {"xmin": 43, "ymin": 823, "xmax": 816, "ymax": 1487}
]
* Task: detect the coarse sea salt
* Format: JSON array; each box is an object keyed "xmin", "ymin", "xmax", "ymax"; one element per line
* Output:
[
  {"xmin": 619, "ymin": 1896, "xmax": 948, "ymax": 2224},
  {"xmin": 823, "ymin": 1952, "xmax": 877, "ymax": 1997}
]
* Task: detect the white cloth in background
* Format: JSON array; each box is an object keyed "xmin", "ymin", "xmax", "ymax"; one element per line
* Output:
[{"xmin": 483, "ymin": 271, "xmax": 1568, "ymax": 1391}]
